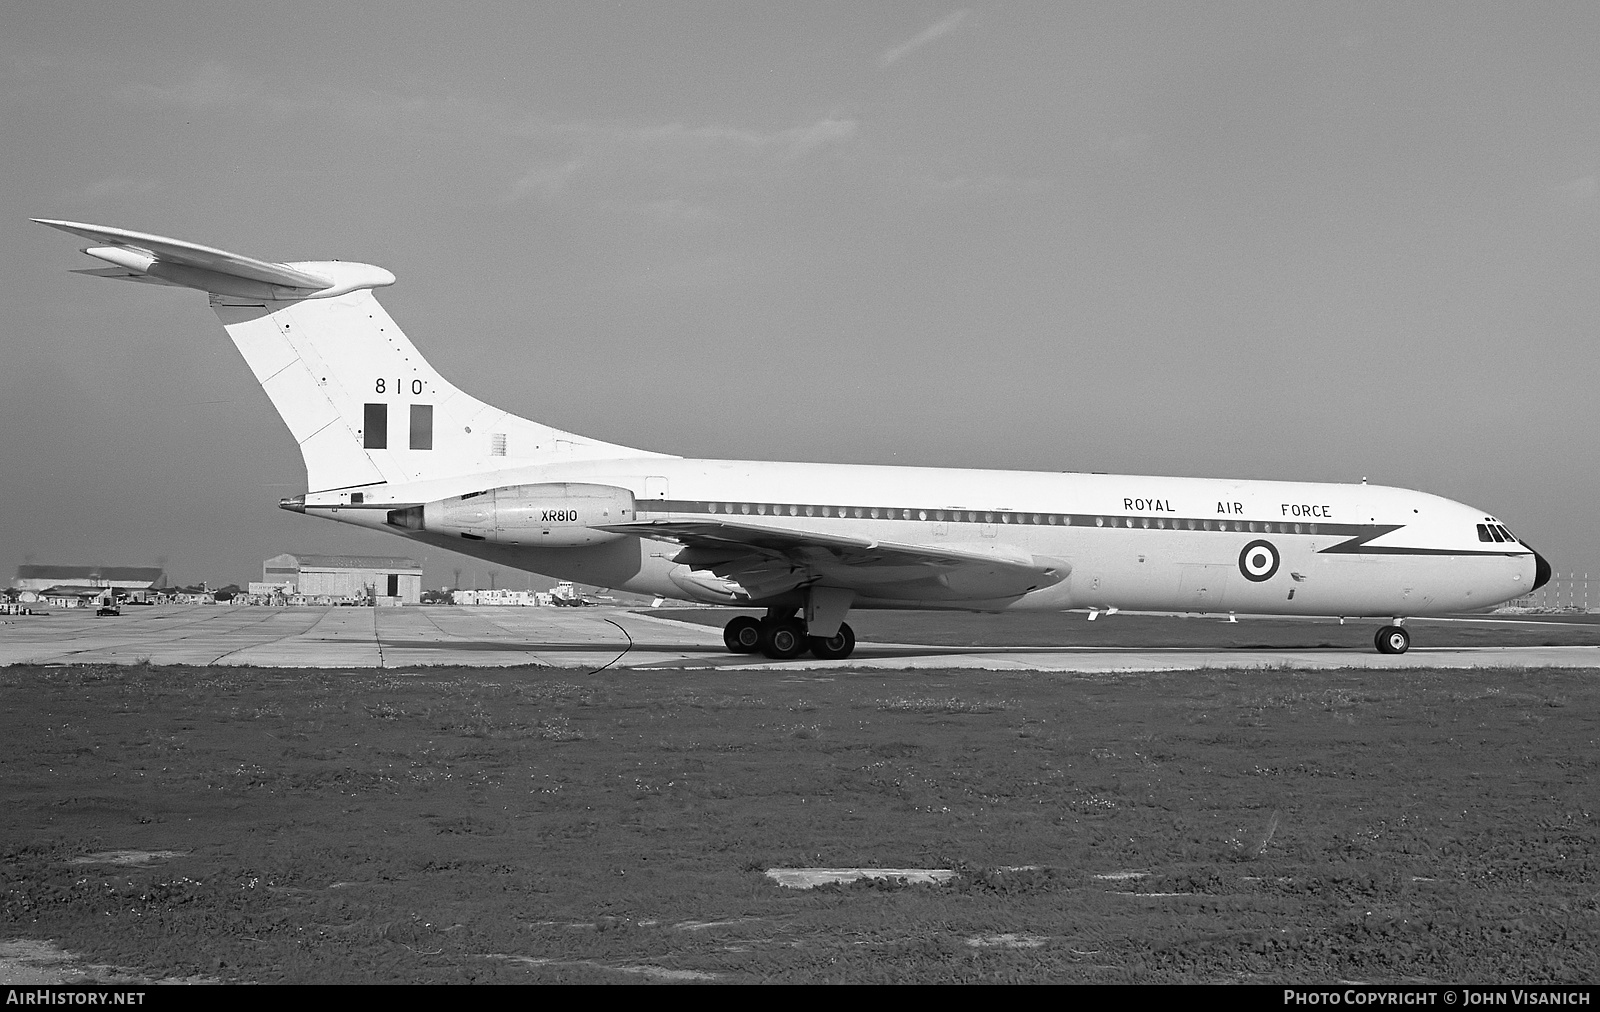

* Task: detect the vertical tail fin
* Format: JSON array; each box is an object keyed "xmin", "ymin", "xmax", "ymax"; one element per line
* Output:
[{"xmin": 36, "ymin": 219, "xmax": 668, "ymax": 493}]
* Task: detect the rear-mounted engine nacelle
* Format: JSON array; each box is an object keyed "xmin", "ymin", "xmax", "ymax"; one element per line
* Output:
[{"xmin": 388, "ymin": 482, "xmax": 636, "ymax": 547}]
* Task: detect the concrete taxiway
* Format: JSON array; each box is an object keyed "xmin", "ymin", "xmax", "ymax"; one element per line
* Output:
[{"xmin": 2, "ymin": 605, "xmax": 1597, "ymax": 671}]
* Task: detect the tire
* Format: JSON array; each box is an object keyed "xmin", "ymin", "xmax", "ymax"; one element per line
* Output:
[
  {"xmin": 807, "ymin": 622, "xmax": 856, "ymax": 661},
  {"xmin": 723, "ymin": 615, "xmax": 762, "ymax": 653},
  {"xmin": 759, "ymin": 618, "xmax": 808, "ymax": 659},
  {"xmin": 1374, "ymin": 625, "xmax": 1410, "ymax": 654}
]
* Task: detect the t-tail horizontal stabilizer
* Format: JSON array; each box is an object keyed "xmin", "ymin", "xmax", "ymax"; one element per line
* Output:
[
  {"xmin": 32, "ymin": 218, "xmax": 394, "ymax": 300},
  {"xmin": 35, "ymin": 216, "xmax": 666, "ymax": 495}
]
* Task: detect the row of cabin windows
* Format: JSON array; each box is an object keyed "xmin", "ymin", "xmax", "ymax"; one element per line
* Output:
[
  {"xmin": 1477, "ymin": 523, "xmax": 1518, "ymax": 544},
  {"xmin": 698, "ymin": 501, "xmax": 1320, "ymax": 535}
]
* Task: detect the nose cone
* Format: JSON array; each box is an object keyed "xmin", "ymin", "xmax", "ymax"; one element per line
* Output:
[{"xmin": 1531, "ymin": 548, "xmax": 1552, "ymax": 591}]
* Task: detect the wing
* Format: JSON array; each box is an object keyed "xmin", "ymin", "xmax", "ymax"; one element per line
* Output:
[{"xmin": 597, "ymin": 518, "xmax": 1070, "ymax": 602}]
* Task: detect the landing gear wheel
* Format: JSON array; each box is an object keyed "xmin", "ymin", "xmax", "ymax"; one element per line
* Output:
[
  {"xmin": 724, "ymin": 616, "xmax": 762, "ymax": 653},
  {"xmin": 1375, "ymin": 625, "xmax": 1410, "ymax": 654},
  {"xmin": 759, "ymin": 618, "xmax": 809, "ymax": 660},
  {"xmin": 807, "ymin": 622, "xmax": 856, "ymax": 661}
]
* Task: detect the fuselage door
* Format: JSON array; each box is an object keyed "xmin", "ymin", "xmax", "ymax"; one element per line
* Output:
[{"xmin": 1179, "ymin": 564, "xmax": 1231, "ymax": 613}]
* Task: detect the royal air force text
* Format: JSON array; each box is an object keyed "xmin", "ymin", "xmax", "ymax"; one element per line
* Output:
[{"xmin": 1122, "ymin": 498, "xmax": 1334, "ymax": 519}]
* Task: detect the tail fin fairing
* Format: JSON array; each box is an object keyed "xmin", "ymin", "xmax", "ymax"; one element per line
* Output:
[{"xmin": 36, "ymin": 219, "xmax": 670, "ymax": 493}]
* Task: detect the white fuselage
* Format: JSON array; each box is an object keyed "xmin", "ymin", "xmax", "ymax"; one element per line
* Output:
[
  {"xmin": 308, "ymin": 457, "xmax": 1537, "ymax": 618},
  {"xmin": 36, "ymin": 218, "xmax": 1548, "ymax": 649}
]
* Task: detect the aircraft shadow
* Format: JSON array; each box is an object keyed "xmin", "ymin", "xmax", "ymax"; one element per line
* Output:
[
  {"xmin": 378, "ymin": 639, "xmax": 715, "ymax": 654},
  {"xmin": 372, "ymin": 637, "xmax": 1530, "ymax": 666}
]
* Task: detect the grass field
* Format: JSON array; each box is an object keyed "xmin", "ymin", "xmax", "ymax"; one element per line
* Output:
[{"xmin": 1, "ymin": 658, "xmax": 1596, "ymax": 983}]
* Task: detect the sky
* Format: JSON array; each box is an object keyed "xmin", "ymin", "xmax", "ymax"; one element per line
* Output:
[{"xmin": 2, "ymin": 2, "xmax": 1597, "ymax": 591}]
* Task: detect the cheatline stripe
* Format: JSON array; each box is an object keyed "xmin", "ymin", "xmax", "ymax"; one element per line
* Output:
[{"xmin": 638, "ymin": 500, "xmax": 1524, "ymax": 558}]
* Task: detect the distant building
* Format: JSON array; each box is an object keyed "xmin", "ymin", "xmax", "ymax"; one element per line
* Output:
[
  {"xmin": 10, "ymin": 565, "xmax": 165, "ymax": 606},
  {"xmin": 452, "ymin": 588, "xmax": 546, "ymax": 606},
  {"xmin": 262, "ymin": 554, "xmax": 422, "ymax": 604},
  {"xmin": 12, "ymin": 565, "xmax": 165, "ymax": 593}
]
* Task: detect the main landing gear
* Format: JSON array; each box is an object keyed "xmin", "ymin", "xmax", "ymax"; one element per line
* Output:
[
  {"xmin": 722, "ymin": 610, "xmax": 857, "ymax": 660},
  {"xmin": 1374, "ymin": 624, "xmax": 1410, "ymax": 654}
]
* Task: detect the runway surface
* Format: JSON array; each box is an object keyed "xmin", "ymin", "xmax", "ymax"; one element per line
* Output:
[{"xmin": 3, "ymin": 604, "xmax": 1597, "ymax": 670}]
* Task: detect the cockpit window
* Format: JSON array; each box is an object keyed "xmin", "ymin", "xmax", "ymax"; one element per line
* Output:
[
  {"xmin": 1477, "ymin": 524, "xmax": 1495, "ymax": 542},
  {"xmin": 1495, "ymin": 525, "xmax": 1517, "ymax": 543}
]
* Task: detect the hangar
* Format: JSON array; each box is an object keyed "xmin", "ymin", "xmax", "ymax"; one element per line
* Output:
[
  {"xmin": 9, "ymin": 565, "xmax": 166, "ymax": 606},
  {"xmin": 262, "ymin": 554, "xmax": 423, "ymax": 605}
]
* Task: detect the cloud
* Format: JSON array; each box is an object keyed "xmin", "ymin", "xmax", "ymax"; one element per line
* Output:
[
  {"xmin": 59, "ymin": 176, "xmax": 163, "ymax": 206},
  {"xmin": 506, "ymin": 158, "xmax": 588, "ymax": 204},
  {"xmin": 115, "ymin": 63, "xmax": 858, "ymax": 164},
  {"xmin": 534, "ymin": 115, "xmax": 859, "ymax": 161},
  {"xmin": 879, "ymin": 10, "xmax": 970, "ymax": 69},
  {"xmin": 112, "ymin": 64, "xmax": 861, "ymax": 209},
  {"xmin": 119, "ymin": 62, "xmax": 302, "ymax": 117},
  {"xmin": 903, "ymin": 172, "xmax": 1054, "ymax": 199},
  {"xmin": 1087, "ymin": 131, "xmax": 1154, "ymax": 158},
  {"xmin": 1558, "ymin": 174, "xmax": 1597, "ymax": 204},
  {"xmin": 506, "ymin": 116, "xmax": 860, "ymax": 204},
  {"xmin": 1550, "ymin": 174, "xmax": 1600, "ymax": 220}
]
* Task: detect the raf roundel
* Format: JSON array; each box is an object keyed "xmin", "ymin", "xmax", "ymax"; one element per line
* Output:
[{"xmin": 1238, "ymin": 540, "xmax": 1280, "ymax": 582}]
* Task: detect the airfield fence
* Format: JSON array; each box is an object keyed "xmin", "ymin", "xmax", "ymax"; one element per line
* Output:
[{"xmin": 1507, "ymin": 573, "xmax": 1595, "ymax": 613}]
